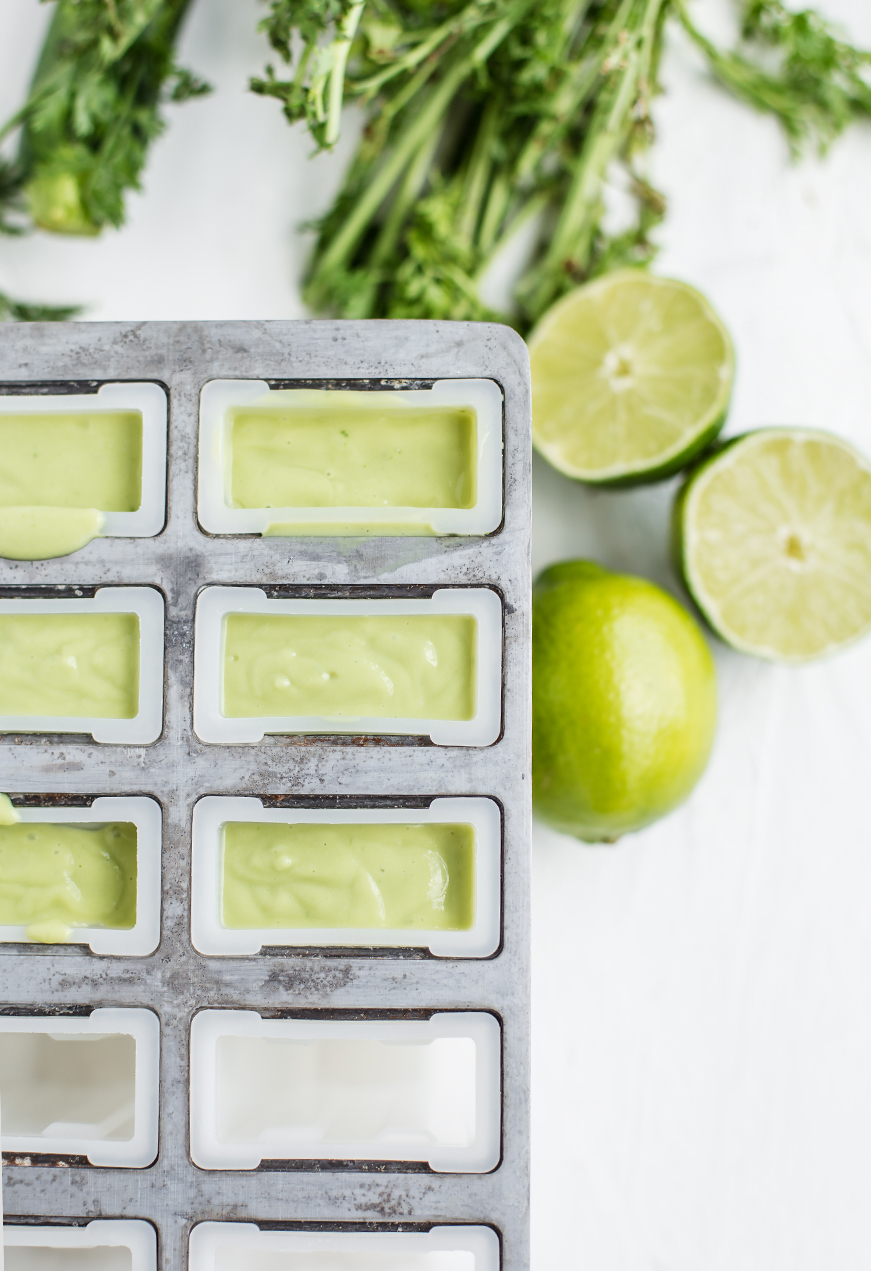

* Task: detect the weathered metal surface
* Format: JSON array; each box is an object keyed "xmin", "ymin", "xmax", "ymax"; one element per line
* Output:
[{"xmin": 0, "ymin": 320, "xmax": 531, "ymax": 1269}]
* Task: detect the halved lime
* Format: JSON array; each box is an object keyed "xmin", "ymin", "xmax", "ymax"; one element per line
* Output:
[
  {"xmin": 528, "ymin": 270, "xmax": 734, "ymax": 485},
  {"xmin": 675, "ymin": 428, "xmax": 871, "ymax": 662}
]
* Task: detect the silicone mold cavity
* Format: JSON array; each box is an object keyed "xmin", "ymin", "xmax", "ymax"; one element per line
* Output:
[
  {"xmin": 0, "ymin": 796, "xmax": 161, "ymax": 955},
  {"xmin": 197, "ymin": 379, "xmax": 503, "ymax": 537}
]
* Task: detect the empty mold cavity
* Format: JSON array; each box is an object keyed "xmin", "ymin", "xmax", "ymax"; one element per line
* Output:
[
  {"xmin": 0, "ymin": 383, "xmax": 167, "ymax": 561},
  {"xmin": 189, "ymin": 1223, "xmax": 500, "ymax": 1271},
  {"xmin": 189, "ymin": 1011, "xmax": 501, "ymax": 1171},
  {"xmin": 190, "ymin": 796, "xmax": 500, "ymax": 957},
  {"xmin": 0, "ymin": 796, "xmax": 161, "ymax": 954},
  {"xmin": 2, "ymin": 1220, "xmax": 156, "ymax": 1270},
  {"xmin": 197, "ymin": 380, "xmax": 502, "ymax": 538},
  {"xmin": 193, "ymin": 587, "xmax": 501, "ymax": 746},
  {"xmin": 0, "ymin": 587, "xmax": 164, "ymax": 743},
  {"xmin": 0, "ymin": 1008, "xmax": 159, "ymax": 1166}
]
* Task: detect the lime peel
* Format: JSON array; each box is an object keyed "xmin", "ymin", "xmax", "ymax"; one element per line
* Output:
[{"xmin": 533, "ymin": 559, "xmax": 717, "ymax": 842}]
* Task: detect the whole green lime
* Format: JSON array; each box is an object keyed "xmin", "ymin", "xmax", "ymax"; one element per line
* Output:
[{"xmin": 533, "ymin": 560, "xmax": 717, "ymax": 842}]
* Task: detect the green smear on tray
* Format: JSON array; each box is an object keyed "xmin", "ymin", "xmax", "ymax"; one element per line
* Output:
[{"xmin": 0, "ymin": 506, "xmax": 105, "ymax": 560}]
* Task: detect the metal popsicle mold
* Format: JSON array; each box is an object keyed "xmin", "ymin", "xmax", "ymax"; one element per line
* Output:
[{"xmin": 0, "ymin": 320, "xmax": 531, "ymax": 1270}]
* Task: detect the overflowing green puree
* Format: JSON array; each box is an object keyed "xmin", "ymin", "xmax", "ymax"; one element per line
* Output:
[
  {"xmin": 222, "ymin": 821, "xmax": 475, "ymax": 931},
  {"xmin": 222, "ymin": 613, "xmax": 476, "ymax": 721},
  {"xmin": 0, "ymin": 409, "xmax": 143, "ymax": 559},
  {"xmin": 230, "ymin": 396, "xmax": 476, "ymax": 527},
  {"xmin": 0, "ymin": 820, "xmax": 137, "ymax": 942},
  {"xmin": 0, "ymin": 612, "xmax": 140, "ymax": 719}
]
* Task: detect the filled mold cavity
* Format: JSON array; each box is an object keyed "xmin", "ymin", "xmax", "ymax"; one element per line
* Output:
[
  {"xmin": 188, "ymin": 1223, "xmax": 500, "ymax": 1271},
  {"xmin": 0, "ymin": 1008, "xmax": 159, "ymax": 1166},
  {"xmin": 189, "ymin": 1011, "xmax": 501, "ymax": 1171},
  {"xmin": 197, "ymin": 380, "xmax": 503, "ymax": 537},
  {"xmin": 191, "ymin": 796, "xmax": 500, "ymax": 956},
  {"xmin": 0, "ymin": 587, "xmax": 164, "ymax": 744},
  {"xmin": 0, "ymin": 383, "xmax": 167, "ymax": 560},
  {"xmin": 193, "ymin": 587, "xmax": 502, "ymax": 746},
  {"xmin": 3, "ymin": 1220, "xmax": 156, "ymax": 1270},
  {"xmin": 0, "ymin": 795, "xmax": 161, "ymax": 954}
]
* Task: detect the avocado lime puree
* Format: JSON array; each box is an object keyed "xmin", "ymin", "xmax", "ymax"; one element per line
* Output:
[
  {"xmin": 0, "ymin": 409, "xmax": 143, "ymax": 559},
  {"xmin": 222, "ymin": 821, "xmax": 475, "ymax": 930},
  {"xmin": 0, "ymin": 612, "xmax": 140, "ymax": 718},
  {"xmin": 222, "ymin": 614, "xmax": 476, "ymax": 721},
  {"xmin": 0, "ymin": 821, "xmax": 137, "ymax": 941},
  {"xmin": 0, "ymin": 506, "xmax": 106, "ymax": 562},
  {"xmin": 0, "ymin": 410, "xmax": 143, "ymax": 510},
  {"xmin": 230, "ymin": 397, "xmax": 476, "ymax": 510}
]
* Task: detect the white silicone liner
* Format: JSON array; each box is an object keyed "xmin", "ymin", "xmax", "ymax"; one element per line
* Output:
[
  {"xmin": 189, "ymin": 1010, "xmax": 501, "ymax": 1172},
  {"xmin": 193, "ymin": 587, "xmax": 502, "ymax": 746},
  {"xmin": 197, "ymin": 379, "xmax": 503, "ymax": 537},
  {"xmin": 190, "ymin": 796, "xmax": 500, "ymax": 957},
  {"xmin": 0, "ymin": 383, "xmax": 167, "ymax": 538},
  {"xmin": 3, "ymin": 1220, "xmax": 156, "ymax": 1268},
  {"xmin": 188, "ymin": 1222, "xmax": 500, "ymax": 1270},
  {"xmin": 0, "ymin": 1008, "xmax": 159, "ymax": 1167},
  {"xmin": 0, "ymin": 797, "xmax": 161, "ymax": 955},
  {"xmin": 0, "ymin": 586, "xmax": 164, "ymax": 744}
]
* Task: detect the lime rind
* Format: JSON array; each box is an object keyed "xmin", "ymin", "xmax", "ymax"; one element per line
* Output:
[
  {"xmin": 676, "ymin": 428, "xmax": 871, "ymax": 663},
  {"xmin": 529, "ymin": 270, "xmax": 735, "ymax": 486}
]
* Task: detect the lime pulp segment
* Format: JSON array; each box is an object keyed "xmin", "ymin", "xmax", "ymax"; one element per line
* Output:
[
  {"xmin": 528, "ymin": 270, "xmax": 734, "ymax": 484},
  {"xmin": 679, "ymin": 428, "xmax": 871, "ymax": 662}
]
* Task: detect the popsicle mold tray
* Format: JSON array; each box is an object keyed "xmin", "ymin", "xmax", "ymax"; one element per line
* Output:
[{"xmin": 0, "ymin": 321, "xmax": 531, "ymax": 1270}]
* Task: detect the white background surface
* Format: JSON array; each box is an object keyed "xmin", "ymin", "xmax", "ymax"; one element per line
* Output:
[{"xmin": 2, "ymin": 0, "xmax": 871, "ymax": 1265}]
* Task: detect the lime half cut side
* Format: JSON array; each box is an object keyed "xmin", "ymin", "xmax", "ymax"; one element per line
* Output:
[
  {"xmin": 528, "ymin": 270, "xmax": 734, "ymax": 485},
  {"xmin": 677, "ymin": 428, "xmax": 871, "ymax": 662}
]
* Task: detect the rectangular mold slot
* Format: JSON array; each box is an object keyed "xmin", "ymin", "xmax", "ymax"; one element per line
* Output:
[
  {"xmin": 3, "ymin": 1220, "xmax": 156, "ymax": 1269},
  {"xmin": 0, "ymin": 796, "xmax": 161, "ymax": 954},
  {"xmin": 189, "ymin": 1223, "xmax": 500, "ymax": 1270},
  {"xmin": 0, "ymin": 1008, "xmax": 159, "ymax": 1166},
  {"xmin": 193, "ymin": 587, "xmax": 502, "ymax": 746},
  {"xmin": 0, "ymin": 587, "xmax": 164, "ymax": 743},
  {"xmin": 0, "ymin": 383, "xmax": 167, "ymax": 562},
  {"xmin": 189, "ymin": 1011, "xmax": 501, "ymax": 1172},
  {"xmin": 191, "ymin": 796, "xmax": 500, "ymax": 957},
  {"xmin": 197, "ymin": 380, "xmax": 503, "ymax": 538}
]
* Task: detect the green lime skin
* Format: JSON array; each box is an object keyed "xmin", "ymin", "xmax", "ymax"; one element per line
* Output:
[{"xmin": 533, "ymin": 560, "xmax": 718, "ymax": 842}]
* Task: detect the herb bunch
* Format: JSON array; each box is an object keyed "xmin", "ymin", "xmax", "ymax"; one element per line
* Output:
[
  {"xmin": 1, "ymin": 0, "xmax": 209, "ymax": 237},
  {"xmin": 254, "ymin": 0, "xmax": 871, "ymax": 332}
]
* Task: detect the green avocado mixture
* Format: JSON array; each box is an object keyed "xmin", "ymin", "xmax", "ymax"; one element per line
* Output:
[
  {"xmin": 0, "ymin": 821, "xmax": 137, "ymax": 942},
  {"xmin": 230, "ymin": 399, "xmax": 476, "ymax": 510},
  {"xmin": 0, "ymin": 409, "xmax": 142, "ymax": 559},
  {"xmin": 222, "ymin": 613, "xmax": 476, "ymax": 722},
  {"xmin": 222, "ymin": 820, "xmax": 475, "ymax": 931},
  {"xmin": 0, "ymin": 612, "xmax": 140, "ymax": 719}
]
